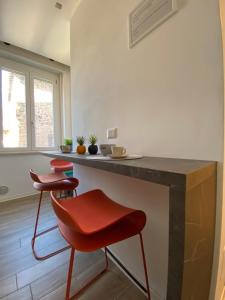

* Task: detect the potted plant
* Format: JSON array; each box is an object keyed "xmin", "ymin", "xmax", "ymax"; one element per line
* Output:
[
  {"xmin": 88, "ymin": 135, "xmax": 98, "ymax": 155},
  {"xmin": 60, "ymin": 138, "xmax": 73, "ymax": 153},
  {"xmin": 64, "ymin": 138, "xmax": 73, "ymax": 152},
  {"xmin": 64, "ymin": 138, "xmax": 73, "ymax": 146},
  {"xmin": 76, "ymin": 136, "xmax": 86, "ymax": 154}
]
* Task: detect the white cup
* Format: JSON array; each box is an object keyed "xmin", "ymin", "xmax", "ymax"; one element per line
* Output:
[
  {"xmin": 111, "ymin": 146, "xmax": 126, "ymax": 157},
  {"xmin": 99, "ymin": 144, "xmax": 115, "ymax": 156}
]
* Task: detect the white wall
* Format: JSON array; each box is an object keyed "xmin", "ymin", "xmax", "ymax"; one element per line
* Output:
[
  {"xmin": 0, "ymin": 154, "xmax": 51, "ymax": 202},
  {"xmin": 70, "ymin": 0, "xmax": 223, "ymax": 299},
  {"xmin": 71, "ymin": 0, "xmax": 223, "ymax": 160}
]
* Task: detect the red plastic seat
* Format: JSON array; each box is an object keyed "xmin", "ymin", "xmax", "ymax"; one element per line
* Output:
[
  {"xmin": 51, "ymin": 189, "xmax": 151, "ymax": 300},
  {"xmin": 50, "ymin": 159, "xmax": 73, "ymax": 173},
  {"xmin": 29, "ymin": 169, "xmax": 79, "ymax": 261}
]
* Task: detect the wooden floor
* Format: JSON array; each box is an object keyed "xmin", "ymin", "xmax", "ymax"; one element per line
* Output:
[{"xmin": 0, "ymin": 194, "xmax": 146, "ymax": 300}]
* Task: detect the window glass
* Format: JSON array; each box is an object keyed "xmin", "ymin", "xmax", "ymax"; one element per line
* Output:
[
  {"xmin": 33, "ymin": 78, "xmax": 55, "ymax": 148},
  {"xmin": 1, "ymin": 69, "xmax": 27, "ymax": 147}
]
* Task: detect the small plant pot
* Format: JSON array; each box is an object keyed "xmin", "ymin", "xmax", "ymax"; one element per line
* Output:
[
  {"xmin": 88, "ymin": 144, "xmax": 98, "ymax": 155},
  {"xmin": 76, "ymin": 145, "xmax": 86, "ymax": 154},
  {"xmin": 60, "ymin": 145, "xmax": 72, "ymax": 153}
]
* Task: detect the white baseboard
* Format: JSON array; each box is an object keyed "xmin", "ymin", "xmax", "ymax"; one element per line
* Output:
[{"xmin": 0, "ymin": 191, "xmax": 42, "ymax": 203}]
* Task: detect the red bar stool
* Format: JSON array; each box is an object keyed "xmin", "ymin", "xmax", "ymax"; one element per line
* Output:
[
  {"xmin": 50, "ymin": 159, "xmax": 75, "ymax": 197},
  {"xmin": 50, "ymin": 189, "xmax": 151, "ymax": 300},
  {"xmin": 50, "ymin": 159, "xmax": 73, "ymax": 173},
  {"xmin": 29, "ymin": 169, "xmax": 79, "ymax": 261}
]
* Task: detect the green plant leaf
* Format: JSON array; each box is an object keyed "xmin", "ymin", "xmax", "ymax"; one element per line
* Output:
[
  {"xmin": 64, "ymin": 138, "xmax": 73, "ymax": 145},
  {"xmin": 89, "ymin": 135, "xmax": 97, "ymax": 145},
  {"xmin": 76, "ymin": 136, "xmax": 85, "ymax": 145}
]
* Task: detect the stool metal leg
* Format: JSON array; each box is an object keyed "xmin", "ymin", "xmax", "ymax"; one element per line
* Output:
[
  {"xmin": 66, "ymin": 248, "xmax": 75, "ymax": 300},
  {"xmin": 104, "ymin": 247, "xmax": 109, "ymax": 270},
  {"xmin": 32, "ymin": 191, "xmax": 70, "ymax": 261},
  {"xmin": 67, "ymin": 248, "xmax": 109, "ymax": 300},
  {"xmin": 139, "ymin": 232, "xmax": 151, "ymax": 300},
  {"xmin": 32, "ymin": 191, "xmax": 43, "ymax": 248}
]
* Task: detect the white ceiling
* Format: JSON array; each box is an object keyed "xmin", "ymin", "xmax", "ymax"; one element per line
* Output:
[{"xmin": 0, "ymin": 0, "xmax": 80, "ymax": 65}]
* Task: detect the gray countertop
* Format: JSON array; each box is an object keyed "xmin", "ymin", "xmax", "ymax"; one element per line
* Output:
[{"xmin": 41, "ymin": 151, "xmax": 216, "ymax": 188}]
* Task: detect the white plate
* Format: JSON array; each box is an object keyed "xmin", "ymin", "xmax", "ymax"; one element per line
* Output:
[
  {"xmin": 85, "ymin": 154, "xmax": 143, "ymax": 160},
  {"xmin": 86, "ymin": 155, "xmax": 106, "ymax": 160},
  {"xmin": 108, "ymin": 154, "xmax": 127, "ymax": 159}
]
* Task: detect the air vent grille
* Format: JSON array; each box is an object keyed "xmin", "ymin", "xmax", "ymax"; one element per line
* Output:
[{"xmin": 129, "ymin": 0, "xmax": 177, "ymax": 47}]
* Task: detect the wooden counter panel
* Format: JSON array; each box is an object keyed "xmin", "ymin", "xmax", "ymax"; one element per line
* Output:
[{"xmin": 181, "ymin": 166, "xmax": 216, "ymax": 300}]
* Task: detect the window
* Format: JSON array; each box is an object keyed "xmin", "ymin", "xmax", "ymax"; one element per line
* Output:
[{"xmin": 0, "ymin": 57, "xmax": 60, "ymax": 152}]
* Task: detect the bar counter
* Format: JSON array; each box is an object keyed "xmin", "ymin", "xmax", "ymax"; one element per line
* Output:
[{"xmin": 41, "ymin": 151, "xmax": 217, "ymax": 300}]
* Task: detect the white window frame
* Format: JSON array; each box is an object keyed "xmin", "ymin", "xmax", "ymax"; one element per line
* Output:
[{"xmin": 0, "ymin": 56, "xmax": 61, "ymax": 152}]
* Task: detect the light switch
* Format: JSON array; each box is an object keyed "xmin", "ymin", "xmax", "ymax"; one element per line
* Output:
[{"xmin": 107, "ymin": 128, "xmax": 117, "ymax": 139}]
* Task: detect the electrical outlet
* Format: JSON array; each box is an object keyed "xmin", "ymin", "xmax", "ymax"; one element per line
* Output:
[
  {"xmin": 0, "ymin": 186, "xmax": 9, "ymax": 195},
  {"xmin": 107, "ymin": 128, "xmax": 117, "ymax": 139}
]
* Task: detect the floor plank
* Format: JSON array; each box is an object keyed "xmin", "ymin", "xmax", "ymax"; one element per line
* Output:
[
  {"xmin": 17, "ymin": 250, "xmax": 70, "ymax": 288},
  {"xmin": 0, "ymin": 237, "xmax": 21, "ymax": 255},
  {"xmin": 0, "ymin": 276, "xmax": 17, "ymax": 298},
  {"xmin": 0, "ymin": 286, "xmax": 32, "ymax": 300},
  {"xmin": 20, "ymin": 226, "xmax": 64, "ymax": 248},
  {"xmin": 0, "ymin": 238, "xmax": 69, "ymax": 281},
  {"xmin": 31, "ymin": 263, "xmax": 69, "ymax": 300},
  {"xmin": 77, "ymin": 266, "xmax": 130, "ymax": 300},
  {"xmin": 116, "ymin": 285, "xmax": 147, "ymax": 300},
  {"xmin": 31, "ymin": 251, "xmax": 102, "ymax": 300}
]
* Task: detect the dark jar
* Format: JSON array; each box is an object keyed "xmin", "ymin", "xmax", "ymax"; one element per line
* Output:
[{"xmin": 88, "ymin": 144, "xmax": 98, "ymax": 155}]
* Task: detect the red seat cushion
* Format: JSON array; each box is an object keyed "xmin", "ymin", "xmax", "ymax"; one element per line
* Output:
[
  {"xmin": 51, "ymin": 189, "xmax": 146, "ymax": 252},
  {"xmin": 38, "ymin": 172, "xmax": 66, "ymax": 183},
  {"xmin": 50, "ymin": 159, "xmax": 73, "ymax": 172},
  {"xmin": 34, "ymin": 178, "xmax": 79, "ymax": 191},
  {"xmin": 58, "ymin": 189, "xmax": 137, "ymax": 234}
]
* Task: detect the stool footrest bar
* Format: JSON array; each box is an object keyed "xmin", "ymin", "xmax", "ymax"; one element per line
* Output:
[{"xmin": 32, "ymin": 225, "xmax": 71, "ymax": 261}]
